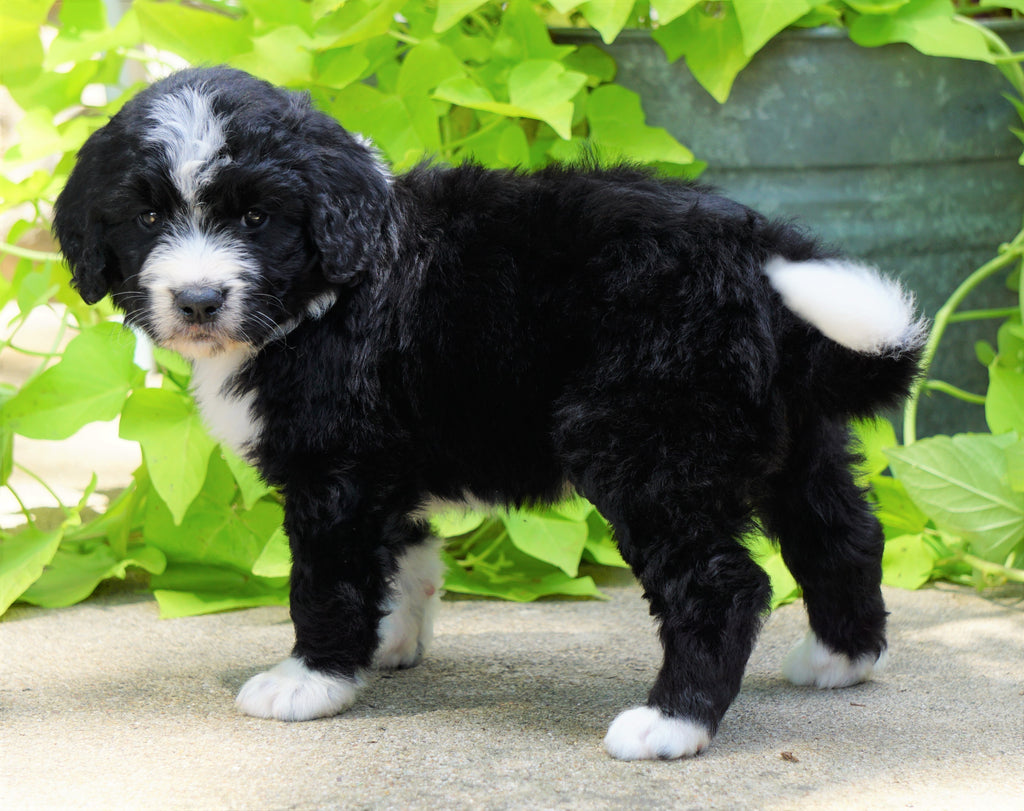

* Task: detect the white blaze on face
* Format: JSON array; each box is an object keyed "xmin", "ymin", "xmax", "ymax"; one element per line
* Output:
[
  {"xmin": 146, "ymin": 86, "xmax": 228, "ymax": 206},
  {"xmin": 139, "ymin": 85, "xmax": 258, "ymax": 358}
]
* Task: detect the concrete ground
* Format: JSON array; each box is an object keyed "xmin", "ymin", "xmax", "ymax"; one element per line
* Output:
[
  {"xmin": 2, "ymin": 309, "xmax": 1023, "ymax": 810},
  {"xmin": 1, "ymin": 577, "xmax": 1022, "ymax": 810}
]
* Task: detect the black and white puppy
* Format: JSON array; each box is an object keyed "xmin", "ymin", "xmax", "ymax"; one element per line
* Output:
[{"xmin": 54, "ymin": 67, "xmax": 925, "ymax": 760}]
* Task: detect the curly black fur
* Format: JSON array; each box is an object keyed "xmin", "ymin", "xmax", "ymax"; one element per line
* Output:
[{"xmin": 54, "ymin": 67, "xmax": 924, "ymax": 757}]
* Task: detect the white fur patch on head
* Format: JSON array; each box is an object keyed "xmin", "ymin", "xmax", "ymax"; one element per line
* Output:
[
  {"xmin": 190, "ymin": 347, "xmax": 262, "ymax": 458},
  {"xmin": 146, "ymin": 86, "xmax": 228, "ymax": 205},
  {"xmin": 236, "ymin": 656, "xmax": 361, "ymax": 721},
  {"xmin": 374, "ymin": 539, "xmax": 446, "ymax": 669},
  {"xmin": 765, "ymin": 257, "xmax": 926, "ymax": 355},
  {"xmin": 783, "ymin": 631, "xmax": 888, "ymax": 688},
  {"xmin": 140, "ymin": 224, "xmax": 257, "ymax": 357},
  {"xmin": 604, "ymin": 706, "xmax": 711, "ymax": 761}
]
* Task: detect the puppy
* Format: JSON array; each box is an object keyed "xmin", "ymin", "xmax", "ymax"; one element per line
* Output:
[{"xmin": 54, "ymin": 66, "xmax": 924, "ymax": 760}]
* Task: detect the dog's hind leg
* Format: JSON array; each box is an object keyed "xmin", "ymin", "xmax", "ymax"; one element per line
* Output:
[
  {"xmin": 558, "ymin": 405, "xmax": 772, "ymax": 760},
  {"xmin": 758, "ymin": 417, "xmax": 889, "ymax": 689},
  {"xmin": 373, "ymin": 537, "xmax": 445, "ymax": 670},
  {"xmin": 601, "ymin": 499, "xmax": 771, "ymax": 760}
]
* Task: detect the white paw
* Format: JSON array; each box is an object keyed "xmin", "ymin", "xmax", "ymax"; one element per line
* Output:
[
  {"xmin": 235, "ymin": 656, "xmax": 361, "ymax": 721},
  {"xmin": 783, "ymin": 631, "xmax": 888, "ymax": 688},
  {"xmin": 604, "ymin": 706, "xmax": 711, "ymax": 761},
  {"xmin": 374, "ymin": 540, "xmax": 445, "ymax": 670}
]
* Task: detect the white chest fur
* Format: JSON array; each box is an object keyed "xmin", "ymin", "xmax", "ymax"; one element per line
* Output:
[{"xmin": 190, "ymin": 348, "xmax": 262, "ymax": 458}]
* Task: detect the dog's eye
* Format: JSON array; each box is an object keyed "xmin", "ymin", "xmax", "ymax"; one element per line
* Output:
[
  {"xmin": 242, "ymin": 209, "xmax": 268, "ymax": 229},
  {"xmin": 138, "ymin": 211, "xmax": 161, "ymax": 229}
]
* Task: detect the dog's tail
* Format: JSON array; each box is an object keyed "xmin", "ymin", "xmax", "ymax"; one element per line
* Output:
[{"xmin": 765, "ymin": 257, "xmax": 927, "ymax": 418}]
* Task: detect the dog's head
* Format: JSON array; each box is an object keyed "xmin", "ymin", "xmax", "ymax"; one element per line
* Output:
[{"xmin": 54, "ymin": 67, "xmax": 395, "ymax": 358}]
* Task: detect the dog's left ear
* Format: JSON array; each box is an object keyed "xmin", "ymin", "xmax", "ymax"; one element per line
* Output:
[{"xmin": 302, "ymin": 115, "xmax": 397, "ymax": 286}]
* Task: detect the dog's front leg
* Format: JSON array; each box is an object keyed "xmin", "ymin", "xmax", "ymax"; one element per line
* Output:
[{"xmin": 236, "ymin": 502, "xmax": 392, "ymax": 721}]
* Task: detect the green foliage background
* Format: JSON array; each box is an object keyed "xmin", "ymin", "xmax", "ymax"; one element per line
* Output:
[{"xmin": 2, "ymin": 0, "xmax": 1024, "ymax": 618}]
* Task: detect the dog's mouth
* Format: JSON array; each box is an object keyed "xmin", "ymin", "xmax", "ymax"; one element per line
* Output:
[
  {"xmin": 162, "ymin": 332, "xmax": 252, "ymax": 359},
  {"xmin": 159, "ymin": 319, "xmax": 253, "ymax": 359}
]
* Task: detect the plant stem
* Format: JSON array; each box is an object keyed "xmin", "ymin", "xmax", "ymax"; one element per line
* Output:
[
  {"xmin": 947, "ymin": 306, "xmax": 1020, "ymax": 323},
  {"xmin": 442, "ymin": 115, "xmax": 505, "ymax": 151},
  {"xmin": 903, "ymin": 243, "xmax": 1024, "ymax": 444},
  {"xmin": 961, "ymin": 553, "xmax": 1024, "ymax": 584},
  {"xmin": 0, "ymin": 243, "xmax": 61, "ymax": 263},
  {"xmin": 13, "ymin": 463, "xmax": 72, "ymax": 518},
  {"xmin": 4, "ymin": 484, "xmax": 37, "ymax": 528},
  {"xmin": 388, "ymin": 28, "xmax": 420, "ymax": 45},
  {"xmin": 921, "ymin": 380, "xmax": 987, "ymax": 405},
  {"xmin": 968, "ymin": 16, "xmax": 1024, "ymax": 96}
]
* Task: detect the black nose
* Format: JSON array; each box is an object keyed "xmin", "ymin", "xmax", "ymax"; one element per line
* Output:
[{"xmin": 174, "ymin": 287, "xmax": 225, "ymax": 324}]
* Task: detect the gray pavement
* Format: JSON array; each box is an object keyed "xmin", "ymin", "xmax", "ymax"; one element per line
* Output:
[{"xmin": 1, "ymin": 574, "xmax": 1022, "ymax": 810}]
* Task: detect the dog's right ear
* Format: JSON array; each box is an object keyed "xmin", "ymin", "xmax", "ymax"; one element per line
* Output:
[{"xmin": 53, "ymin": 129, "xmax": 116, "ymax": 305}]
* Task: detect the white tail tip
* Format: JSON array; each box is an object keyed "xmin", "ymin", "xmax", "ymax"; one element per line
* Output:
[{"xmin": 765, "ymin": 258, "xmax": 925, "ymax": 354}]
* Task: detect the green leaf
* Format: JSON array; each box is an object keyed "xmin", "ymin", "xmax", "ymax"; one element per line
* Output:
[
  {"xmin": 221, "ymin": 448, "xmax": 272, "ymax": 511},
  {"xmin": 986, "ymin": 363, "xmax": 1024, "ymax": 435},
  {"xmin": 397, "ymin": 39, "xmax": 466, "ymax": 96},
  {"xmin": 151, "ymin": 565, "xmax": 288, "ymax": 618},
  {"xmin": 563, "ymin": 43, "xmax": 618, "ymax": 85},
  {"xmin": 241, "ymin": 0, "xmax": 315, "ymax": 32},
  {"xmin": 848, "ymin": 0, "xmax": 994, "ymax": 63},
  {"xmin": 251, "ymin": 527, "xmax": 291, "ymax": 578},
  {"xmin": 733, "ymin": 0, "xmax": 813, "ymax": 56},
  {"xmin": 316, "ymin": 0, "xmax": 406, "ymax": 47},
  {"xmin": 3, "ymin": 323, "xmax": 141, "ymax": 440},
  {"xmin": 975, "ymin": 340, "xmax": 997, "ymax": 368},
  {"xmin": 456, "ymin": 120, "xmax": 532, "ymax": 168},
  {"xmin": 231, "ymin": 26, "xmax": 316, "ymax": 87},
  {"xmin": 119, "ymin": 388, "xmax": 217, "ymax": 525},
  {"xmin": 434, "ymin": 0, "xmax": 492, "ymax": 33},
  {"xmin": 758, "ymin": 548, "xmax": 801, "ymax": 608},
  {"xmin": 0, "ymin": 525, "xmax": 63, "ymax": 615},
  {"xmin": 851, "ymin": 417, "xmax": 898, "ymax": 480},
  {"xmin": 871, "ymin": 474, "xmax": 930, "ymax": 535},
  {"xmin": 651, "ymin": 0, "xmax": 702, "ymax": 25},
  {"xmin": 15, "ymin": 266, "xmax": 59, "ymax": 314},
  {"xmin": 586, "ymin": 84, "xmax": 695, "ymax": 166},
  {"xmin": 143, "ymin": 454, "xmax": 284, "ymax": 572},
  {"xmin": 430, "ymin": 508, "xmax": 488, "ymax": 538},
  {"xmin": 440, "ymin": 551, "xmax": 602, "ymax": 601},
  {"xmin": 578, "ymin": 0, "xmax": 636, "ymax": 44},
  {"xmin": 436, "ymin": 60, "xmax": 586, "ymax": 140},
  {"xmin": 502, "ymin": 510, "xmax": 588, "ymax": 577},
  {"xmin": 887, "ymin": 434, "xmax": 1024, "ymax": 562},
  {"xmin": 0, "ymin": 384, "xmax": 14, "ymax": 486},
  {"xmin": 19, "ymin": 542, "xmax": 166, "ymax": 608},
  {"xmin": 845, "ymin": 0, "xmax": 911, "ymax": 13},
  {"xmin": 494, "ymin": 0, "xmax": 576, "ymax": 63},
  {"xmin": 508, "ymin": 60, "xmax": 587, "ymax": 138},
  {"xmin": 583, "ymin": 531, "xmax": 629, "ymax": 568},
  {"xmin": 1006, "ymin": 438, "xmax": 1024, "ymax": 492},
  {"xmin": 550, "ymin": 496, "xmax": 594, "ymax": 522},
  {"xmin": 652, "ymin": 3, "xmax": 752, "ymax": 103},
  {"xmin": 881, "ymin": 532, "xmax": 936, "ymax": 590},
  {"xmin": 315, "ymin": 45, "xmax": 371, "ymax": 89},
  {"xmin": 0, "ymin": 0, "xmax": 48, "ymax": 87},
  {"xmin": 329, "ymin": 83, "xmax": 435, "ymax": 167},
  {"xmin": 133, "ymin": 0, "xmax": 255, "ymax": 64}
]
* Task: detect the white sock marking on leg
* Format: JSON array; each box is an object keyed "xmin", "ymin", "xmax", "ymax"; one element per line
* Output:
[
  {"xmin": 374, "ymin": 539, "xmax": 445, "ymax": 669},
  {"xmin": 604, "ymin": 706, "xmax": 711, "ymax": 761},
  {"xmin": 235, "ymin": 656, "xmax": 360, "ymax": 721},
  {"xmin": 783, "ymin": 631, "xmax": 888, "ymax": 688}
]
